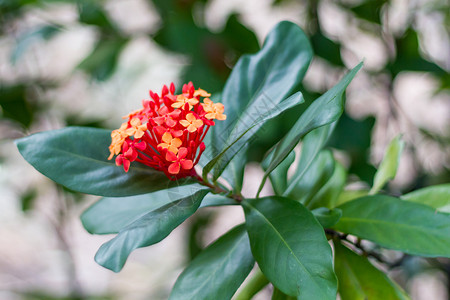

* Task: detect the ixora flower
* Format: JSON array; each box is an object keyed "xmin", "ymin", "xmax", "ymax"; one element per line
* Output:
[{"xmin": 108, "ymin": 81, "xmax": 226, "ymax": 179}]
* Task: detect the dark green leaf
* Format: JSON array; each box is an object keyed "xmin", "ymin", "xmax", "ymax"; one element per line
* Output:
[
  {"xmin": 287, "ymin": 150, "xmax": 335, "ymax": 207},
  {"xmin": 95, "ymin": 189, "xmax": 209, "ymax": 272},
  {"xmin": 401, "ymin": 184, "xmax": 450, "ymax": 213},
  {"xmin": 208, "ymin": 21, "xmax": 313, "ymax": 185},
  {"xmin": 334, "ymin": 195, "xmax": 450, "ymax": 257},
  {"xmin": 259, "ymin": 62, "xmax": 363, "ymax": 196},
  {"xmin": 81, "ymin": 184, "xmax": 207, "ymax": 234},
  {"xmin": 312, "ymin": 207, "xmax": 342, "ymax": 228},
  {"xmin": 243, "ymin": 196, "xmax": 337, "ymax": 298},
  {"xmin": 203, "ymin": 92, "xmax": 304, "ymax": 181},
  {"xmin": 284, "ymin": 123, "xmax": 336, "ymax": 197},
  {"xmin": 370, "ymin": 135, "xmax": 404, "ymax": 194},
  {"xmin": 334, "ymin": 240, "xmax": 410, "ymax": 300},
  {"xmin": 262, "ymin": 151, "xmax": 295, "ymax": 196},
  {"xmin": 169, "ymin": 225, "xmax": 254, "ymax": 300},
  {"xmin": 199, "ymin": 193, "xmax": 237, "ymax": 207},
  {"xmin": 16, "ymin": 127, "xmax": 194, "ymax": 197}
]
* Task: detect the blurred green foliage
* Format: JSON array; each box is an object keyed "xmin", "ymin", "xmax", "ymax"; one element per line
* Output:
[{"xmin": 1, "ymin": 0, "xmax": 449, "ymax": 298}]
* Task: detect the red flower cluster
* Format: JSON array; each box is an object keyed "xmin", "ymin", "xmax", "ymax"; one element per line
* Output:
[{"xmin": 108, "ymin": 82, "xmax": 226, "ymax": 179}]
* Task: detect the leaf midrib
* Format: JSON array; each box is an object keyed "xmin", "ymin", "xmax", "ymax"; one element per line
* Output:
[{"xmin": 245, "ymin": 201, "xmax": 327, "ymax": 297}]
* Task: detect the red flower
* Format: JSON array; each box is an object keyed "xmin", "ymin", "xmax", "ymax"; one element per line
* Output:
[{"xmin": 108, "ymin": 82, "xmax": 226, "ymax": 179}]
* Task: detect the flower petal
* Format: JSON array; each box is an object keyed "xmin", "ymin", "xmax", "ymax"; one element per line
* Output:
[
  {"xmin": 181, "ymin": 159, "xmax": 193, "ymax": 170},
  {"xmin": 168, "ymin": 162, "xmax": 180, "ymax": 174}
]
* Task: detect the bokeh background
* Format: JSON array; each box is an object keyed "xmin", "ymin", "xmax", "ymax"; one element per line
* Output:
[{"xmin": 0, "ymin": 0, "xmax": 449, "ymax": 299}]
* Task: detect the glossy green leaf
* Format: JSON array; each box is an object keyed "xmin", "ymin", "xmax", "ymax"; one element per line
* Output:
[
  {"xmin": 259, "ymin": 62, "xmax": 363, "ymax": 196},
  {"xmin": 208, "ymin": 21, "xmax": 313, "ymax": 185},
  {"xmin": 284, "ymin": 122, "xmax": 336, "ymax": 196},
  {"xmin": 243, "ymin": 196, "xmax": 337, "ymax": 298},
  {"xmin": 312, "ymin": 207, "xmax": 342, "ymax": 228},
  {"xmin": 308, "ymin": 161, "xmax": 347, "ymax": 209},
  {"xmin": 203, "ymin": 92, "xmax": 304, "ymax": 181},
  {"xmin": 199, "ymin": 193, "xmax": 237, "ymax": 207},
  {"xmin": 81, "ymin": 184, "xmax": 207, "ymax": 234},
  {"xmin": 287, "ymin": 150, "xmax": 336, "ymax": 206},
  {"xmin": 262, "ymin": 148, "xmax": 295, "ymax": 196},
  {"xmin": 370, "ymin": 135, "xmax": 404, "ymax": 194},
  {"xmin": 95, "ymin": 189, "xmax": 209, "ymax": 272},
  {"xmin": 334, "ymin": 195, "xmax": 450, "ymax": 257},
  {"xmin": 16, "ymin": 127, "xmax": 194, "ymax": 197},
  {"xmin": 169, "ymin": 225, "xmax": 254, "ymax": 300},
  {"xmin": 401, "ymin": 184, "xmax": 450, "ymax": 213},
  {"xmin": 334, "ymin": 240, "xmax": 410, "ymax": 300}
]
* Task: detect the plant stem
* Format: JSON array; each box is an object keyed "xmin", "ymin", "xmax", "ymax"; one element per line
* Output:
[
  {"xmin": 194, "ymin": 173, "xmax": 243, "ymax": 202},
  {"xmin": 235, "ymin": 268, "xmax": 269, "ymax": 300}
]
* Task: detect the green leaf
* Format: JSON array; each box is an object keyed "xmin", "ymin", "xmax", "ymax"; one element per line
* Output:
[
  {"xmin": 242, "ymin": 196, "xmax": 337, "ymax": 298},
  {"xmin": 199, "ymin": 193, "xmax": 237, "ymax": 207},
  {"xmin": 333, "ymin": 195, "xmax": 450, "ymax": 257},
  {"xmin": 287, "ymin": 150, "xmax": 336, "ymax": 207},
  {"xmin": 308, "ymin": 161, "xmax": 347, "ymax": 209},
  {"xmin": 207, "ymin": 21, "xmax": 313, "ymax": 185},
  {"xmin": 335, "ymin": 189, "xmax": 369, "ymax": 207},
  {"xmin": 284, "ymin": 123, "xmax": 336, "ymax": 197},
  {"xmin": 370, "ymin": 135, "xmax": 404, "ymax": 194},
  {"xmin": 401, "ymin": 184, "xmax": 450, "ymax": 213},
  {"xmin": 334, "ymin": 240, "xmax": 410, "ymax": 300},
  {"xmin": 203, "ymin": 92, "xmax": 304, "ymax": 181},
  {"xmin": 95, "ymin": 189, "xmax": 209, "ymax": 272},
  {"xmin": 312, "ymin": 207, "xmax": 342, "ymax": 228},
  {"xmin": 169, "ymin": 225, "xmax": 254, "ymax": 300},
  {"xmin": 81, "ymin": 184, "xmax": 207, "ymax": 234},
  {"xmin": 262, "ymin": 151, "xmax": 295, "ymax": 196},
  {"xmin": 259, "ymin": 62, "xmax": 363, "ymax": 196},
  {"xmin": 15, "ymin": 127, "xmax": 194, "ymax": 197}
]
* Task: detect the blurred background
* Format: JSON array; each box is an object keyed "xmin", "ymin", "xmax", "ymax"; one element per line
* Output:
[{"xmin": 0, "ymin": 0, "xmax": 449, "ymax": 299}]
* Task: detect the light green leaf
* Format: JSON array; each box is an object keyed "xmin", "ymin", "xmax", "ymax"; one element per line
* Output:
[
  {"xmin": 333, "ymin": 195, "xmax": 450, "ymax": 257},
  {"xmin": 334, "ymin": 240, "xmax": 410, "ymax": 300},
  {"xmin": 242, "ymin": 196, "xmax": 337, "ymax": 298},
  {"xmin": 81, "ymin": 184, "xmax": 207, "ymax": 234},
  {"xmin": 207, "ymin": 21, "xmax": 313, "ymax": 187},
  {"xmin": 335, "ymin": 189, "xmax": 369, "ymax": 207},
  {"xmin": 15, "ymin": 127, "xmax": 193, "ymax": 197},
  {"xmin": 94, "ymin": 190, "xmax": 209, "ymax": 272},
  {"xmin": 258, "ymin": 62, "xmax": 363, "ymax": 196},
  {"xmin": 401, "ymin": 184, "xmax": 450, "ymax": 213},
  {"xmin": 312, "ymin": 207, "xmax": 342, "ymax": 228},
  {"xmin": 369, "ymin": 135, "xmax": 404, "ymax": 194},
  {"xmin": 169, "ymin": 225, "xmax": 254, "ymax": 300}
]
